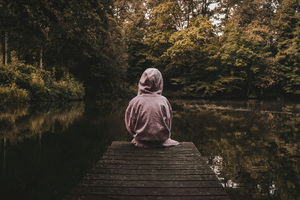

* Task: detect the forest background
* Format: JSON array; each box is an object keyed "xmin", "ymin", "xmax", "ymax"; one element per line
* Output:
[{"xmin": 0, "ymin": 0, "xmax": 299, "ymax": 103}]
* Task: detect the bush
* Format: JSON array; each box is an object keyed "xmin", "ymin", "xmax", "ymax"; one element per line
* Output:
[
  {"xmin": 44, "ymin": 72, "xmax": 85, "ymax": 101},
  {"xmin": 0, "ymin": 84, "xmax": 30, "ymax": 104},
  {"xmin": 0, "ymin": 63, "xmax": 85, "ymax": 104}
]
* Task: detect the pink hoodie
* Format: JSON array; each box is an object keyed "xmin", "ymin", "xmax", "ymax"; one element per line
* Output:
[{"xmin": 125, "ymin": 68, "xmax": 179, "ymax": 147}]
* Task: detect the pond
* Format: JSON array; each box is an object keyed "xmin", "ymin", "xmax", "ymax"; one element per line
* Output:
[{"xmin": 0, "ymin": 99, "xmax": 299, "ymax": 200}]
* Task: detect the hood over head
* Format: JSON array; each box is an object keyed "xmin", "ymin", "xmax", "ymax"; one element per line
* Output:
[{"xmin": 138, "ymin": 68, "xmax": 163, "ymax": 95}]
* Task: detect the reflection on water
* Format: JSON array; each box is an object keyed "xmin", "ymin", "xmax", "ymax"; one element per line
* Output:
[
  {"xmin": 0, "ymin": 103, "xmax": 84, "ymax": 143},
  {"xmin": 0, "ymin": 100, "xmax": 299, "ymax": 200},
  {"xmin": 170, "ymin": 100, "xmax": 300, "ymax": 200},
  {"xmin": 0, "ymin": 100, "xmax": 128, "ymax": 200}
]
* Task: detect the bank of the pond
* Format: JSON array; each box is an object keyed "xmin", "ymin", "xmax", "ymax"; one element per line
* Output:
[
  {"xmin": 0, "ymin": 63, "xmax": 85, "ymax": 104},
  {"xmin": 163, "ymin": 89, "xmax": 300, "ymax": 102}
]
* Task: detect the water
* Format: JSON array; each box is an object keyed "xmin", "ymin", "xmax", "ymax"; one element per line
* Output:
[
  {"xmin": 170, "ymin": 100, "xmax": 300, "ymax": 200},
  {"xmin": 0, "ymin": 100, "xmax": 299, "ymax": 200}
]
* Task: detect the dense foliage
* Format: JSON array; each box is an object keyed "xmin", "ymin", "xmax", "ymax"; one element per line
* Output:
[
  {"xmin": 0, "ymin": 0, "xmax": 127, "ymax": 98},
  {"xmin": 0, "ymin": 0, "xmax": 299, "ymax": 99},
  {"xmin": 0, "ymin": 62, "xmax": 84, "ymax": 103},
  {"xmin": 119, "ymin": 0, "xmax": 299, "ymax": 99}
]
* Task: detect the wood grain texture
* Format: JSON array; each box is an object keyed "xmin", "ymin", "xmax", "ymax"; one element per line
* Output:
[{"xmin": 64, "ymin": 141, "xmax": 230, "ymax": 200}]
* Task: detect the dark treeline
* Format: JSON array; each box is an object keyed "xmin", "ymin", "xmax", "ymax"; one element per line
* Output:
[{"xmin": 0, "ymin": 0, "xmax": 299, "ymax": 100}]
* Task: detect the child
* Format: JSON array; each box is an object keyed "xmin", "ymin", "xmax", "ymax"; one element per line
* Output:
[{"xmin": 125, "ymin": 68, "xmax": 179, "ymax": 147}]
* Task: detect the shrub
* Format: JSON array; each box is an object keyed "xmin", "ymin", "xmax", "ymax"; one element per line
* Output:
[
  {"xmin": 0, "ymin": 63, "xmax": 85, "ymax": 104},
  {"xmin": 51, "ymin": 73, "xmax": 85, "ymax": 101},
  {"xmin": 29, "ymin": 72, "xmax": 45, "ymax": 90},
  {"xmin": 0, "ymin": 84, "xmax": 30, "ymax": 104}
]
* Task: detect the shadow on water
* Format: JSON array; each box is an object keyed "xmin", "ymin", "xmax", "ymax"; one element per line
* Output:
[
  {"xmin": 170, "ymin": 99, "xmax": 300, "ymax": 200},
  {"xmin": 0, "ymin": 99, "xmax": 299, "ymax": 200},
  {"xmin": 0, "ymin": 100, "xmax": 128, "ymax": 200}
]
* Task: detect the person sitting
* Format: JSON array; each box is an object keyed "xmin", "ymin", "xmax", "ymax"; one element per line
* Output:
[{"xmin": 125, "ymin": 68, "xmax": 179, "ymax": 148}]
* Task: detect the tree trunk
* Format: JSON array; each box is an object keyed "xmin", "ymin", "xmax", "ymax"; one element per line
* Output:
[
  {"xmin": 40, "ymin": 46, "xmax": 43, "ymax": 69},
  {"xmin": 4, "ymin": 32, "xmax": 8, "ymax": 65},
  {"xmin": 38, "ymin": 132, "xmax": 42, "ymax": 164},
  {"xmin": 3, "ymin": 138, "xmax": 6, "ymax": 169}
]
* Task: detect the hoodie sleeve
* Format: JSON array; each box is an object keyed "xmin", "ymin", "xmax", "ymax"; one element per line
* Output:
[
  {"xmin": 125, "ymin": 100, "xmax": 136, "ymax": 136},
  {"xmin": 166, "ymin": 99, "xmax": 173, "ymax": 129},
  {"xmin": 161, "ymin": 98, "xmax": 172, "ymax": 134}
]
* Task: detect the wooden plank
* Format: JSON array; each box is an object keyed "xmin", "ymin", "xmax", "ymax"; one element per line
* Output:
[
  {"xmin": 106, "ymin": 142, "xmax": 199, "ymax": 152},
  {"xmin": 64, "ymin": 195, "xmax": 231, "ymax": 200},
  {"xmin": 95, "ymin": 163, "xmax": 211, "ymax": 170},
  {"xmin": 97, "ymin": 160, "xmax": 208, "ymax": 165},
  {"xmin": 70, "ymin": 187, "xmax": 228, "ymax": 196},
  {"xmin": 84, "ymin": 174, "xmax": 219, "ymax": 181},
  {"xmin": 100, "ymin": 157, "xmax": 206, "ymax": 162},
  {"xmin": 101, "ymin": 154, "xmax": 205, "ymax": 159},
  {"xmin": 64, "ymin": 141, "xmax": 229, "ymax": 199},
  {"xmin": 104, "ymin": 150, "xmax": 202, "ymax": 154},
  {"xmin": 79, "ymin": 180, "xmax": 223, "ymax": 188},
  {"xmin": 89, "ymin": 168, "xmax": 215, "ymax": 175}
]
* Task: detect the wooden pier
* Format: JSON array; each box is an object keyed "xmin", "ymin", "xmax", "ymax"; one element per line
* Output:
[{"xmin": 64, "ymin": 141, "xmax": 230, "ymax": 200}]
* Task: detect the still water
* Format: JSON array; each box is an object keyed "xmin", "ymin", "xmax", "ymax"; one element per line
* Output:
[{"xmin": 0, "ymin": 100, "xmax": 299, "ymax": 200}]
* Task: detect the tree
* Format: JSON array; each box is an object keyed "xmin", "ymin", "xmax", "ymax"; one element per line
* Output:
[
  {"xmin": 0, "ymin": 0, "xmax": 128, "ymax": 97},
  {"xmin": 163, "ymin": 17, "xmax": 219, "ymax": 96},
  {"xmin": 142, "ymin": 2, "xmax": 180, "ymax": 71},
  {"xmin": 214, "ymin": 0, "xmax": 279, "ymax": 35},
  {"xmin": 276, "ymin": 0, "xmax": 300, "ymax": 95},
  {"xmin": 112, "ymin": 0, "xmax": 149, "ymax": 84},
  {"xmin": 0, "ymin": 0, "xmax": 52, "ymax": 66},
  {"xmin": 219, "ymin": 21, "xmax": 274, "ymax": 97},
  {"xmin": 122, "ymin": 0, "xmax": 220, "ymax": 87}
]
